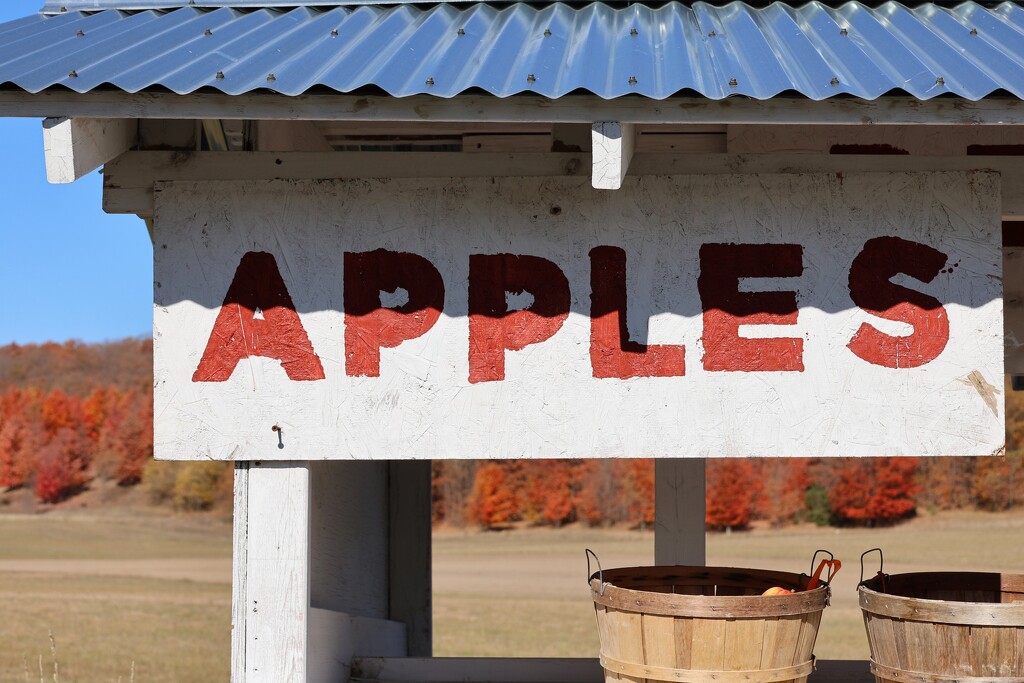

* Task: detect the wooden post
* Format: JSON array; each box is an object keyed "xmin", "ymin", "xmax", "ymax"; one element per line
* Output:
[
  {"xmin": 233, "ymin": 461, "xmax": 311, "ymax": 682},
  {"xmin": 388, "ymin": 461, "xmax": 432, "ymax": 656},
  {"xmin": 654, "ymin": 459, "xmax": 706, "ymax": 566}
]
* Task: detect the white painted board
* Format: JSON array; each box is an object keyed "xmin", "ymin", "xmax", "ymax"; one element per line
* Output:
[{"xmin": 153, "ymin": 173, "xmax": 1003, "ymax": 460}]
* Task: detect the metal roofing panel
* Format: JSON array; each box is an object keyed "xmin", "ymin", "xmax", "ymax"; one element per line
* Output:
[{"xmin": 1, "ymin": 2, "xmax": 1021, "ymax": 101}]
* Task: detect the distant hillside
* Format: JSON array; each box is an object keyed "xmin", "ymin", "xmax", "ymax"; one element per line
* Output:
[{"xmin": 0, "ymin": 338, "xmax": 152, "ymax": 396}]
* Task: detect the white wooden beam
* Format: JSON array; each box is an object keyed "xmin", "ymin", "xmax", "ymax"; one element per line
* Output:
[
  {"xmin": 233, "ymin": 461, "xmax": 311, "ymax": 682},
  {"xmin": 654, "ymin": 459, "xmax": 706, "ymax": 566},
  {"xmin": 591, "ymin": 122, "xmax": 635, "ymax": 189},
  {"xmin": 42, "ymin": 116, "xmax": 133, "ymax": 184},
  {"xmin": 103, "ymin": 151, "xmax": 1024, "ymax": 219},
  {"xmin": 8, "ymin": 92, "xmax": 1023, "ymax": 125}
]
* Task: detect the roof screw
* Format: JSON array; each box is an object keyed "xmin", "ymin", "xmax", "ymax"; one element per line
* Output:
[
  {"xmin": 59, "ymin": 6, "xmax": 67, "ymax": 11},
  {"xmin": 204, "ymin": 28, "xmax": 212, "ymax": 36},
  {"xmin": 543, "ymin": 28, "xmax": 551, "ymax": 37},
  {"xmin": 76, "ymin": 29, "xmax": 84, "ymax": 37},
  {"xmin": 527, "ymin": 73, "xmax": 536, "ymax": 83},
  {"xmin": 330, "ymin": 29, "xmax": 338, "ymax": 37},
  {"xmin": 68, "ymin": 70, "xmax": 78, "ymax": 78},
  {"xmin": 266, "ymin": 73, "xmax": 276, "ymax": 82},
  {"xmin": 708, "ymin": 30, "xmax": 716, "ymax": 37},
  {"xmin": 628, "ymin": 75, "xmax": 638, "ymax": 85},
  {"xmin": 970, "ymin": 27, "xmax": 978, "ymax": 35},
  {"xmin": 830, "ymin": 77, "xmax": 840, "ymax": 86},
  {"xmin": 630, "ymin": 27, "xmax": 638, "ymax": 36},
  {"xmin": 840, "ymin": 27, "xmax": 848, "ymax": 36},
  {"xmin": 935, "ymin": 76, "xmax": 945, "ymax": 85},
  {"xmin": 215, "ymin": 71, "xmax": 224, "ymax": 80},
  {"xmin": 425, "ymin": 77, "xmax": 435, "ymax": 86},
  {"xmin": 728, "ymin": 77, "xmax": 738, "ymax": 87}
]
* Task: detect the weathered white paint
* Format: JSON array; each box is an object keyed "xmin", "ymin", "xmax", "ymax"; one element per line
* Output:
[
  {"xmin": 241, "ymin": 462, "xmax": 310, "ymax": 682},
  {"xmin": 102, "ymin": 151, "xmax": 1024, "ymax": 219},
  {"xmin": 654, "ymin": 459, "xmax": 706, "ymax": 566},
  {"xmin": 308, "ymin": 609, "xmax": 406, "ymax": 683},
  {"xmin": 42, "ymin": 116, "xmax": 133, "ymax": 184},
  {"xmin": 592, "ymin": 122, "xmax": 635, "ymax": 189},
  {"xmin": 154, "ymin": 173, "xmax": 1003, "ymax": 461},
  {"xmin": 309, "ymin": 461, "xmax": 389, "ymax": 618}
]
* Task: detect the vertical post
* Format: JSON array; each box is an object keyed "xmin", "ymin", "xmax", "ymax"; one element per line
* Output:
[
  {"xmin": 388, "ymin": 460, "xmax": 433, "ymax": 656},
  {"xmin": 232, "ymin": 461, "xmax": 311, "ymax": 682},
  {"xmin": 654, "ymin": 459, "xmax": 706, "ymax": 566}
]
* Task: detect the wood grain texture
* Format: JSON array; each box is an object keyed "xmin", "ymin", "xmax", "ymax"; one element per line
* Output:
[
  {"xmin": 860, "ymin": 574, "xmax": 1024, "ymax": 683},
  {"xmin": 243, "ymin": 462, "xmax": 310, "ymax": 682},
  {"xmin": 654, "ymin": 460, "xmax": 706, "ymax": 567}
]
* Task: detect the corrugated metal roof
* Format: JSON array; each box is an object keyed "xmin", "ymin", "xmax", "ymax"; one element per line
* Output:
[{"xmin": 1, "ymin": 2, "xmax": 1021, "ymax": 101}]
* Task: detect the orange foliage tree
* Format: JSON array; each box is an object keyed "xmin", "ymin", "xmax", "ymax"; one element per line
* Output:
[{"xmin": 705, "ymin": 459, "xmax": 760, "ymax": 530}]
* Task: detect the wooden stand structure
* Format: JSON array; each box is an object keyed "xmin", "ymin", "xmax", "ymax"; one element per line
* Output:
[{"xmin": 1, "ymin": 3, "xmax": 1022, "ymax": 680}]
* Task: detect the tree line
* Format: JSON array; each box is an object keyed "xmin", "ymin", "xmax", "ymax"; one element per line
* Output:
[{"xmin": 1, "ymin": 339, "xmax": 1021, "ymax": 524}]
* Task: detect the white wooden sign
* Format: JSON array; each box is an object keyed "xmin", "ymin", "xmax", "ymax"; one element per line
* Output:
[{"xmin": 153, "ymin": 173, "xmax": 1003, "ymax": 460}]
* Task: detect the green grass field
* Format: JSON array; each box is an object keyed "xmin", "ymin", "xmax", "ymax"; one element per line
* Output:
[{"xmin": 2, "ymin": 509, "xmax": 1023, "ymax": 680}]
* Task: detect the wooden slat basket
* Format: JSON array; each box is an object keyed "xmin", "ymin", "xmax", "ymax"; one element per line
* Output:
[
  {"xmin": 588, "ymin": 554, "xmax": 832, "ymax": 683},
  {"xmin": 859, "ymin": 551, "xmax": 1024, "ymax": 683}
]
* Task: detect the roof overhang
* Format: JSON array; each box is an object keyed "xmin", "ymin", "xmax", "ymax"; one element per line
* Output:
[{"xmin": 3, "ymin": 91, "xmax": 1023, "ymax": 125}]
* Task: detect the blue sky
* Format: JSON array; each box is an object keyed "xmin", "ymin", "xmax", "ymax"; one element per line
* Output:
[{"xmin": 0, "ymin": 0, "xmax": 153, "ymax": 346}]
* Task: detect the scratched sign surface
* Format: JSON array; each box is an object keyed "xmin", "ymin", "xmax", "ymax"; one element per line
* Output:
[{"xmin": 153, "ymin": 173, "xmax": 1003, "ymax": 460}]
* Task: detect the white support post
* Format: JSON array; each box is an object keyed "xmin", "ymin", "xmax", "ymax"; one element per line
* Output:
[
  {"xmin": 654, "ymin": 459, "xmax": 706, "ymax": 566},
  {"xmin": 42, "ymin": 116, "xmax": 134, "ymax": 184},
  {"xmin": 591, "ymin": 121, "xmax": 635, "ymax": 190},
  {"xmin": 233, "ymin": 461, "xmax": 311, "ymax": 683}
]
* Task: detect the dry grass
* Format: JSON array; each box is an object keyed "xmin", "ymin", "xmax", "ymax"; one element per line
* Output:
[
  {"xmin": 0, "ymin": 510, "xmax": 231, "ymax": 683},
  {"xmin": 433, "ymin": 510, "xmax": 1024, "ymax": 661},
  {"xmin": 2, "ymin": 507, "xmax": 1022, "ymax": 680}
]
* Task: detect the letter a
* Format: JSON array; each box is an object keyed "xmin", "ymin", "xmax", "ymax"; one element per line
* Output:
[{"xmin": 192, "ymin": 251, "xmax": 325, "ymax": 382}]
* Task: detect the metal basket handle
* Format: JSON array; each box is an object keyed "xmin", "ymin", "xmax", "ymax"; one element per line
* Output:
[
  {"xmin": 585, "ymin": 548, "xmax": 606, "ymax": 596},
  {"xmin": 859, "ymin": 548, "xmax": 887, "ymax": 591}
]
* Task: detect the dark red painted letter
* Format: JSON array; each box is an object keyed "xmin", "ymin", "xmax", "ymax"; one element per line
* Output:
[
  {"xmin": 344, "ymin": 250, "xmax": 445, "ymax": 377},
  {"xmin": 847, "ymin": 236, "xmax": 949, "ymax": 368},
  {"xmin": 589, "ymin": 246, "xmax": 686, "ymax": 379},
  {"xmin": 699, "ymin": 243, "xmax": 804, "ymax": 372},
  {"xmin": 468, "ymin": 254, "xmax": 570, "ymax": 383},
  {"xmin": 193, "ymin": 251, "xmax": 325, "ymax": 382}
]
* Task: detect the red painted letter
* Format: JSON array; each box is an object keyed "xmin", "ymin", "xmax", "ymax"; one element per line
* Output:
[
  {"xmin": 344, "ymin": 250, "xmax": 445, "ymax": 377},
  {"xmin": 589, "ymin": 246, "xmax": 686, "ymax": 379},
  {"xmin": 847, "ymin": 236, "xmax": 949, "ymax": 368},
  {"xmin": 193, "ymin": 251, "xmax": 325, "ymax": 382},
  {"xmin": 468, "ymin": 254, "xmax": 570, "ymax": 383},
  {"xmin": 699, "ymin": 243, "xmax": 804, "ymax": 372}
]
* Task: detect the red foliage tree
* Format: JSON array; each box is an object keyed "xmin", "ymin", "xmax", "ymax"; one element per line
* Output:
[
  {"xmin": 829, "ymin": 457, "xmax": 918, "ymax": 525},
  {"xmin": 706, "ymin": 459, "xmax": 759, "ymax": 530},
  {"xmin": 34, "ymin": 427, "xmax": 90, "ymax": 503}
]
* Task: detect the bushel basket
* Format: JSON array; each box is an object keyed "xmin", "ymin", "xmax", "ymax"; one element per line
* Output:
[
  {"xmin": 859, "ymin": 549, "xmax": 1024, "ymax": 683},
  {"xmin": 588, "ymin": 551, "xmax": 835, "ymax": 683}
]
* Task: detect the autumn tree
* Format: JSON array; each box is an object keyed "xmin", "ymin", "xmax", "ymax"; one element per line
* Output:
[
  {"xmin": 829, "ymin": 457, "xmax": 918, "ymax": 525},
  {"xmin": 466, "ymin": 462, "xmax": 517, "ymax": 528},
  {"xmin": 35, "ymin": 427, "xmax": 90, "ymax": 503},
  {"xmin": 706, "ymin": 458, "xmax": 759, "ymax": 530}
]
